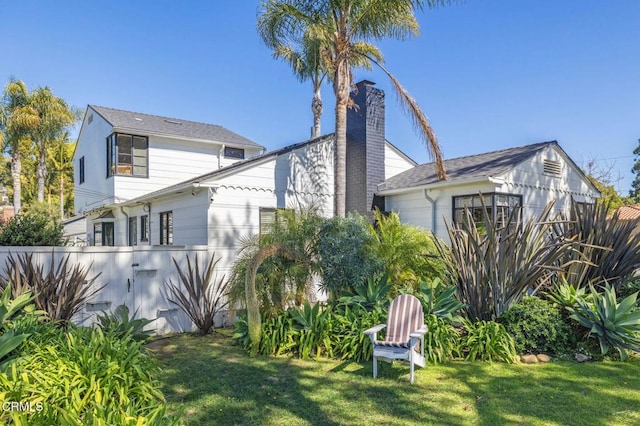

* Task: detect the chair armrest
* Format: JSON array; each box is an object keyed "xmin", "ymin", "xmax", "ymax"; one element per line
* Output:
[
  {"xmin": 409, "ymin": 325, "xmax": 428, "ymax": 339},
  {"xmin": 363, "ymin": 324, "xmax": 386, "ymax": 336}
]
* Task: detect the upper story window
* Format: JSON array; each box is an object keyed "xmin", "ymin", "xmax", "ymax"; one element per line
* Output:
[
  {"xmin": 224, "ymin": 146, "xmax": 245, "ymax": 159},
  {"xmin": 453, "ymin": 193, "xmax": 522, "ymax": 232},
  {"xmin": 107, "ymin": 133, "xmax": 148, "ymax": 177},
  {"xmin": 79, "ymin": 156, "xmax": 85, "ymax": 184}
]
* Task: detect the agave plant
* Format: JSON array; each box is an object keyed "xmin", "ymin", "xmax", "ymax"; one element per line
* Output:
[
  {"xmin": 96, "ymin": 304, "xmax": 154, "ymax": 342},
  {"xmin": 546, "ymin": 279, "xmax": 593, "ymax": 309},
  {"xmin": 566, "ymin": 283, "xmax": 640, "ymax": 360},
  {"xmin": 166, "ymin": 253, "xmax": 230, "ymax": 335},
  {"xmin": 412, "ymin": 278, "xmax": 466, "ymax": 322},
  {"xmin": 337, "ymin": 274, "xmax": 392, "ymax": 311}
]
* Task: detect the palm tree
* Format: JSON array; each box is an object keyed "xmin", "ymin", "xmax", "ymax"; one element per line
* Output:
[
  {"xmin": 258, "ymin": 0, "xmax": 453, "ymax": 217},
  {"xmin": 0, "ymin": 80, "xmax": 39, "ymax": 214},
  {"xmin": 30, "ymin": 87, "xmax": 77, "ymax": 203}
]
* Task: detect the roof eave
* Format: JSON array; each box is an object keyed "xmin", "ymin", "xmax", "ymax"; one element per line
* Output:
[
  {"xmin": 377, "ymin": 176, "xmax": 499, "ymax": 196},
  {"xmin": 111, "ymin": 127, "xmax": 266, "ymax": 151}
]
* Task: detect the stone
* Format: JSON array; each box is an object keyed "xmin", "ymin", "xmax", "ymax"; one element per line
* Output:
[
  {"xmin": 520, "ymin": 354, "xmax": 538, "ymax": 364},
  {"xmin": 536, "ymin": 354, "xmax": 551, "ymax": 363},
  {"xmin": 575, "ymin": 353, "xmax": 591, "ymax": 362}
]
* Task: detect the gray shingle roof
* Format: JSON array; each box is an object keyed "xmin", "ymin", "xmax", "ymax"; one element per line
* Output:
[
  {"xmin": 89, "ymin": 105, "xmax": 264, "ymax": 149},
  {"xmin": 378, "ymin": 141, "xmax": 557, "ymax": 192}
]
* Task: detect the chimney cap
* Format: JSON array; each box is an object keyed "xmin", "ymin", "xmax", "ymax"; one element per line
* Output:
[{"xmin": 356, "ymin": 79, "xmax": 376, "ymax": 87}]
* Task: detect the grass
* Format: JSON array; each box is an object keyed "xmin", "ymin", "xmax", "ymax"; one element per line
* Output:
[{"xmin": 149, "ymin": 331, "xmax": 640, "ymax": 426}]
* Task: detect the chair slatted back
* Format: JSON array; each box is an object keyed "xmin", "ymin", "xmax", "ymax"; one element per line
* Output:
[{"xmin": 385, "ymin": 294, "xmax": 424, "ymax": 345}]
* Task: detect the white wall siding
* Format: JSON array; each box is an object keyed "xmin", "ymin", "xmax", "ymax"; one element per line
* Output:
[
  {"xmin": 385, "ymin": 143, "xmax": 416, "ymax": 180},
  {"xmin": 73, "ymin": 112, "xmax": 115, "ymax": 213}
]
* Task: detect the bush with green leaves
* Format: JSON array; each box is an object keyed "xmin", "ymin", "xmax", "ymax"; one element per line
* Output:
[
  {"xmin": 0, "ymin": 325, "xmax": 176, "ymax": 425},
  {"xmin": 0, "ymin": 287, "xmax": 41, "ymax": 367},
  {"xmin": 460, "ymin": 319, "xmax": 517, "ymax": 363},
  {"xmin": 326, "ymin": 303, "xmax": 388, "ymax": 362},
  {"xmin": 317, "ymin": 213, "xmax": 383, "ymax": 298},
  {"xmin": 423, "ymin": 314, "xmax": 460, "ymax": 363},
  {"xmin": 370, "ymin": 210, "xmax": 447, "ymax": 292},
  {"xmin": 498, "ymin": 296, "xmax": 575, "ymax": 355},
  {"xmin": 96, "ymin": 304, "xmax": 154, "ymax": 342},
  {"xmin": 0, "ymin": 211, "xmax": 65, "ymax": 246},
  {"xmin": 336, "ymin": 273, "xmax": 392, "ymax": 311},
  {"xmin": 566, "ymin": 284, "xmax": 640, "ymax": 360},
  {"xmin": 166, "ymin": 253, "xmax": 229, "ymax": 335}
]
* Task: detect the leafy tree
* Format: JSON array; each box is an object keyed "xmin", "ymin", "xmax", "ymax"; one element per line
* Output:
[
  {"xmin": 258, "ymin": 0, "xmax": 454, "ymax": 217},
  {"xmin": 0, "ymin": 79, "xmax": 39, "ymax": 214},
  {"xmin": 631, "ymin": 138, "xmax": 640, "ymax": 201},
  {"xmin": 29, "ymin": 87, "xmax": 78, "ymax": 203}
]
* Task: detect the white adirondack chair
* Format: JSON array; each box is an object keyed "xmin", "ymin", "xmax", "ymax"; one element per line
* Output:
[{"xmin": 363, "ymin": 294, "xmax": 428, "ymax": 384}]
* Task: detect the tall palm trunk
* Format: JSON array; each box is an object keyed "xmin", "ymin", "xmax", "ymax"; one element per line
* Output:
[
  {"xmin": 311, "ymin": 85, "xmax": 323, "ymax": 139},
  {"xmin": 37, "ymin": 143, "xmax": 47, "ymax": 202},
  {"xmin": 11, "ymin": 150, "xmax": 21, "ymax": 214},
  {"xmin": 333, "ymin": 53, "xmax": 351, "ymax": 218}
]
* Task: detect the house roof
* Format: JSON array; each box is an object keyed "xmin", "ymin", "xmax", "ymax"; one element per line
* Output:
[
  {"xmin": 89, "ymin": 105, "xmax": 264, "ymax": 150},
  {"xmin": 378, "ymin": 140, "xmax": 577, "ymax": 192},
  {"xmin": 118, "ymin": 134, "xmax": 336, "ymax": 206},
  {"xmin": 616, "ymin": 205, "xmax": 640, "ymax": 220}
]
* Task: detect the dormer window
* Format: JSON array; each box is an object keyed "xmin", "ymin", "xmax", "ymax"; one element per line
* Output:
[{"xmin": 107, "ymin": 133, "xmax": 148, "ymax": 177}]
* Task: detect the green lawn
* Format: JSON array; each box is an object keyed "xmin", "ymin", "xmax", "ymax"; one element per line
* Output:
[{"xmin": 150, "ymin": 332, "xmax": 640, "ymax": 426}]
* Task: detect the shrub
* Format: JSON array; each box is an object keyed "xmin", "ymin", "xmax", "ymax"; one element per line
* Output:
[
  {"xmin": 1, "ymin": 252, "xmax": 103, "ymax": 322},
  {"xmin": 498, "ymin": 296, "xmax": 575, "ymax": 355},
  {"xmin": 460, "ymin": 319, "xmax": 517, "ymax": 363},
  {"xmin": 336, "ymin": 274, "xmax": 392, "ymax": 311},
  {"xmin": 566, "ymin": 284, "xmax": 640, "ymax": 360},
  {"xmin": 0, "ymin": 325, "xmax": 176, "ymax": 425},
  {"xmin": 327, "ymin": 303, "xmax": 388, "ymax": 362},
  {"xmin": 166, "ymin": 253, "xmax": 229, "ymax": 335},
  {"xmin": 96, "ymin": 304, "xmax": 154, "ymax": 342},
  {"xmin": 317, "ymin": 213, "xmax": 383, "ymax": 298},
  {"xmin": 0, "ymin": 211, "xmax": 65, "ymax": 246},
  {"xmin": 0, "ymin": 287, "xmax": 37, "ymax": 367},
  {"xmin": 423, "ymin": 314, "xmax": 460, "ymax": 363},
  {"xmin": 369, "ymin": 210, "xmax": 446, "ymax": 292}
]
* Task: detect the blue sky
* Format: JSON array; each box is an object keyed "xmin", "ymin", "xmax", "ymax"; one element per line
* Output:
[{"xmin": 2, "ymin": 1, "xmax": 638, "ymax": 193}]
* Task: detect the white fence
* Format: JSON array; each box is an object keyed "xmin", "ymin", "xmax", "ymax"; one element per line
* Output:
[{"xmin": 0, "ymin": 245, "xmax": 235, "ymax": 335}]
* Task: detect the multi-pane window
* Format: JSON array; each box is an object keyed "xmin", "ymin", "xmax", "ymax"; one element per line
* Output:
[
  {"xmin": 140, "ymin": 215, "xmax": 149, "ymax": 242},
  {"xmin": 159, "ymin": 211, "xmax": 173, "ymax": 245},
  {"xmin": 79, "ymin": 156, "xmax": 85, "ymax": 184},
  {"xmin": 453, "ymin": 193, "xmax": 522, "ymax": 231},
  {"xmin": 224, "ymin": 146, "xmax": 245, "ymax": 159},
  {"xmin": 128, "ymin": 216, "xmax": 137, "ymax": 246},
  {"xmin": 107, "ymin": 133, "xmax": 148, "ymax": 177},
  {"xmin": 94, "ymin": 222, "xmax": 114, "ymax": 246}
]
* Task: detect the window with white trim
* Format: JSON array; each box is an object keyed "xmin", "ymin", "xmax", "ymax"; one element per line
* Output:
[
  {"xmin": 107, "ymin": 133, "xmax": 148, "ymax": 177},
  {"xmin": 159, "ymin": 211, "xmax": 173, "ymax": 245}
]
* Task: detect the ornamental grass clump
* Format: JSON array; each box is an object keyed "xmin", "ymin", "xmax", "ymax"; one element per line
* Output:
[
  {"xmin": 166, "ymin": 253, "xmax": 229, "ymax": 335},
  {"xmin": 1, "ymin": 252, "xmax": 103, "ymax": 323}
]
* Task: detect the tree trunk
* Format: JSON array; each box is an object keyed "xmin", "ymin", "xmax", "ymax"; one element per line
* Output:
[
  {"xmin": 333, "ymin": 56, "xmax": 350, "ymax": 218},
  {"xmin": 37, "ymin": 143, "xmax": 47, "ymax": 202},
  {"xmin": 245, "ymin": 243, "xmax": 299, "ymax": 356},
  {"xmin": 311, "ymin": 86, "xmax": 323, "ymax": 139},
  {"xmin": 11, "ymin": 150, "xmax": 21, "ymax": 214}
]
